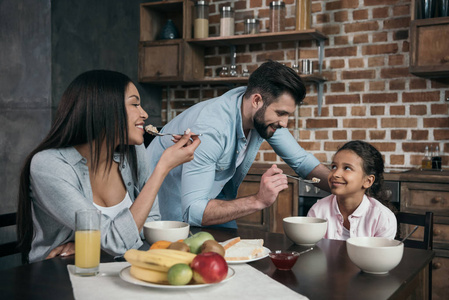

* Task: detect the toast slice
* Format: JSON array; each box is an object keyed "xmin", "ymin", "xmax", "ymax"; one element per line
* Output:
[
  {"xmin": 221, "ymin": 237, "xmax": 241, "ymax": 250},
  {"xmin": 221, "ymin": 238, "xmax": 264, "ymax": 261}
]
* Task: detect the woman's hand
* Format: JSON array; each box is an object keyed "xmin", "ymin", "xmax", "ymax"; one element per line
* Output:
[
  {"xmin": 46, "ymin": 242, "xmax": 75, "ymax": 259},
  {"xmin": 160, "ymin": 132, "xmax": 201, "ymax": 171}
]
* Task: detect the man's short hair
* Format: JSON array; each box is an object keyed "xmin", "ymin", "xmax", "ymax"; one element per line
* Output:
[{"xmin": 244, "ymin": 60, "xmax": 306, "ymax": 106}]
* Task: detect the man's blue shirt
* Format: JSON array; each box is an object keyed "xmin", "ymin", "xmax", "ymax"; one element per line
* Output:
[{"xmin": 146, "ymin": 87, "xmax": 320, "ymax": 228}]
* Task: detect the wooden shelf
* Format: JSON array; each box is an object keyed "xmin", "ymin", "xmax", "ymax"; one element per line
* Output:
[
  {"xmin": 138, "ymin": 1, "xmax": 328, "ymax": 115},
  {"xmin": 139, "ymin": 74, "xmax": 326, "ymax": 86},
  {"xmin": 186, "ymin": 29, "xmax": 327, "ymax": 47},
  {"xmin": 140, "ymin": 0, "xmax": 183, "ymax": 11}
]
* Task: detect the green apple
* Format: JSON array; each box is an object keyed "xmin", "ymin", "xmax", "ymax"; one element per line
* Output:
[{"xmin": 184, "ymin": 232, "xmax": 215, "ymax": 254}]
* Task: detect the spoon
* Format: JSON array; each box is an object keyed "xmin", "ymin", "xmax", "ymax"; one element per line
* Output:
[
  {"xmin": 401, "ymin": 225, "xmax": 419, "ymax": 243},
  {"xmin": 284, "ymin": 174, "xmax": 321, "ymax": 184},
  {"xmin": 298, "ymin": 247, "xmax": 314, "ymax": 255},
  {"xmin": 147, "ymin": 130, "xmax": 202, "ymax": 137}
]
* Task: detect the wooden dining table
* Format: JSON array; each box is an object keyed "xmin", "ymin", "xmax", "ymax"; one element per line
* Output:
[{"xmin": 0, "ymin": 226, "xmax": 434, "ymax": 300}]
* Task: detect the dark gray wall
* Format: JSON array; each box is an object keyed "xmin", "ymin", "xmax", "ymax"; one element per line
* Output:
[
  {"xmin": 0, "ymin": 0, "xmax": 162, "ymax": 270},
  {"xmin": 51, "ymin": 0, "xmax": 162, "ymax": 120},
  {"xmin": 0, "ymin": 0, "xmax": 51, "ymax": 269}
]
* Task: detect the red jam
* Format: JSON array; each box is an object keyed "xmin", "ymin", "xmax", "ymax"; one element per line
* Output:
[{"xmin": 269, "ymin": 251, "xmax": 299, "ymax": 271}]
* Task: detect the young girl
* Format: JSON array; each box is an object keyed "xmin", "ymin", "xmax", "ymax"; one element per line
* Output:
[
  {"xmin": 17, "ymin": 70, "xmax": 200, "ymax": 263},
  {"xmin": 307, "ymin": 140, "xmax": 397, "ymax": 240}
]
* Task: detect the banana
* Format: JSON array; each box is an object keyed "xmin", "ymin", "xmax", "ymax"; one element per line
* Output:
[
  {"xmin": 129, "ymin": 265, "xmax": 168, "ymax": 284},
  {"xmin": 148, "ymin": 249, "xmax": 196, "ymax": 262},
  {"xmin": 124, "ymin": 249, "xmax": 196, "ymax": 272}
]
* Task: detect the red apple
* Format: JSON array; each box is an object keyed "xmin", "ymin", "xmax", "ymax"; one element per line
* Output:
[{"xmin": 190, "ymin": 252, "xmax": 228, "ymax": 284}]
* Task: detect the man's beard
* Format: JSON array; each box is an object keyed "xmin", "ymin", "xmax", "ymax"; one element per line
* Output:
[{"xmin": 253, "ymin": 105, "xmax": 276, "ymax": 139}]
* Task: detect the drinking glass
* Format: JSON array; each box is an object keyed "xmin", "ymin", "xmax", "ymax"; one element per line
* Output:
[{"xmin": 75, "ymin": 209, "xmax": 101, "ymax": 276}]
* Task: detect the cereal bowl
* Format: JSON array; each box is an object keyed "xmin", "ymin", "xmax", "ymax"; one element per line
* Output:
[
  {"xmin": 143, "ymin": 221, "xmax": 190, "ymax": 244},
  {"xmin": 283, "ymin": 217, "xmax": 328, "ymax": 246},
  {"xmin": 346, "ymin": 237, "xmax": 404, "ymax": 274}
]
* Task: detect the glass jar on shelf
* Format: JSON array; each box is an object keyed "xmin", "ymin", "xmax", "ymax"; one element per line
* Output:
[
  {"xmin": 270, "ymin": 1, "xmax": 286, "ymax": 32},
  {"xmin": 194, "ymin": 1, "xmax": 209, "ymax": 38},
  {"xmin": 244, "ymin": 19, "xmax": 260, "ymax": 35},
  {"xmin": 220, "ymin": 6, "xmax": 235, "ymax": 36}
]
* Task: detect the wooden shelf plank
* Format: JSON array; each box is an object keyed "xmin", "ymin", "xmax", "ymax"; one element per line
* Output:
[
  {"xmin": 141, "ymin": 0, "xmax": 184, "ymax": 10},
  {"xmin": 139, "ymin": 74, "xmax": 326, "ymax": 86},
  {"xmin": 185, "ymin": 30, "xmax": 327, "ymax": 47}
]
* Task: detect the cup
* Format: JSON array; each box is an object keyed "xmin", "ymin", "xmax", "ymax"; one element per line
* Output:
[{"xmin": 75, "ymin": 209, "xmax": 101, "ymax": 276}]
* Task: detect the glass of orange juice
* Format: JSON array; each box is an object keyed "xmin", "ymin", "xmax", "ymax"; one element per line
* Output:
[{"xmin": 75, "ymin": 209, "xmax": 101, "ymax": 276}]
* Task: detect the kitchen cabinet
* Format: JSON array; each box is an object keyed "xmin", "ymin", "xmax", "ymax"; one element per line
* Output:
[
  {"xmin": 139, "ymin": 1, "xmax": 327, "ymax": 110},
  {"xmin": 409, "ymin": 17, "xmax": 449, "ymax": 77},
  {"xmin": 236, "ymin": 164, "xmax": 298, "ymax": 234},
  {"xmin": 396, "ymin": 170, "xmax": 449, "ymax": 300},
  {"xmin": 409, "ymin": 1, "xmax": 449, "ymax": 77},
  {"xmin": 139, "ymin": 0, "xmax": 204, "ymax": 82}
]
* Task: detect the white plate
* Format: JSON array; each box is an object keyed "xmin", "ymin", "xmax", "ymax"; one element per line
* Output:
[
  {"xmin": 225, "ymin": 247, "xmax": 271, "ymax": 264},
  {"xmin": 119, "ymin": 266, "xmax": 235, "ymax": 290}
]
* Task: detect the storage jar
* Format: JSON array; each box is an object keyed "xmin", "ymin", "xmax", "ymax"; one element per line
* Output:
[
  {"xmin": 220, "ymin": 6, "xmax": 235, "ymax": 36},
  {"xmin": 194, "ymin": 1, "xmax": 209, "ymax": 38},
  {"xmin": 244, "ymin": 19, "xmax": 260, "ymax": 34},
  {"xmin": 270, "ymin": 1, "xmax": 286, "ymax": 32}
]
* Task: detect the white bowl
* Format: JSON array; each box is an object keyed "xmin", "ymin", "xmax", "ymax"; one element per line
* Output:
[
  {"xmin": 143, "ymin": 221, "xmax": 190, "ymax": 244},
  {"xmin": 346, "ymin": 237, "xmax": 404, "ymax": 274},
  {"xmin": 283, "ymin": 217, "xmax": 328, "ymax": 246}
]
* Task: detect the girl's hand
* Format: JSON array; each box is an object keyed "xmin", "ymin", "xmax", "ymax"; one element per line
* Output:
[
  {"xmin": 160, "ymin": 132, "xmax": 201, "ymax": 171},
  {"xmin": 46, "ymin": 242, "xmax": 75, "ymax": 259}
]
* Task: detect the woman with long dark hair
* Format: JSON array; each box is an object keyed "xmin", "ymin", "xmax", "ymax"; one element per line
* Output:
[{"xmin": 17, "ymin": 70, "xmax": 200, "ymax": 263}]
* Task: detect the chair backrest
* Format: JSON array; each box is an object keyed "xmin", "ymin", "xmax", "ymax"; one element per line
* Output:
[
  {"xmin": 395, "ymin": 211, "xmax": 433, "ymax": 250},
  {"xmin": 0, "ymin": 213, "xmax": 20, "ymax": 257}
]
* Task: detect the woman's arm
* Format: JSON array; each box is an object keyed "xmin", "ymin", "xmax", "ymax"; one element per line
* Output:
[{"xmin": 129, "ymin": 133, "xmax": 200, "ymax": 231}]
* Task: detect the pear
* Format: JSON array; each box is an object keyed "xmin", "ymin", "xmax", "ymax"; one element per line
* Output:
[{"xmin": 184, "ymin": 232, "xmax": 215, "ymax": 254}]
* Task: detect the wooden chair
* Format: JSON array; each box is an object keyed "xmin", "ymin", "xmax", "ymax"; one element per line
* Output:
[
  {"xmin": 395, "ymin": 211, "xmax": 433, "ymax": 250},
  {"xmin": 0, "ymin": 212, "xmax": 20, "ymax": 258},
  {"xmin": 395, "ymin": 211, "xmax": 434, "ymax": 300}
]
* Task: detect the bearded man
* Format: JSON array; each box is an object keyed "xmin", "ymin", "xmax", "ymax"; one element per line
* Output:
[{"xmin": 146, "ymin": 60, "xmax": 330, "ymax": 228}]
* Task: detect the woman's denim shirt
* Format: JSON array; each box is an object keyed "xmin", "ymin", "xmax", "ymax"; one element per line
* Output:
[{"xmin": 28, "ymin": 144, "xmax": 159, "ymax": 262}]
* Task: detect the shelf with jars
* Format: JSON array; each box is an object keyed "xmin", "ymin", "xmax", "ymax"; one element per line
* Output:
[
  {"xmin": 409, "ymin": 0, "xmax": 449, "ymax": 77},
  {"xmin": 138, "ymin": 0, "xmax": 327, "ymax": 113}
]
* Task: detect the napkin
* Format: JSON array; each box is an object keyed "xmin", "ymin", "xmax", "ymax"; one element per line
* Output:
[{"xmin": 68, "ymin": 262, "xmax": 308, "ymax": 300}]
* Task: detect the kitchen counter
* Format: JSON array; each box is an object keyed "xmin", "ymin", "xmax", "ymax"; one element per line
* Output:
[
  {"xmin": 384, "ymin": 168, "xmax": 449, "ymax": 183},
  {"xmin": 248, "ymin": 163, "xmax": 449, "ymax": 183}
]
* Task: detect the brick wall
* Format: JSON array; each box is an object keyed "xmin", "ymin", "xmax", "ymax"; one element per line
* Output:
[{"xmin": 161, "ymin": 0, "xmax": 449, "ymax": 169}]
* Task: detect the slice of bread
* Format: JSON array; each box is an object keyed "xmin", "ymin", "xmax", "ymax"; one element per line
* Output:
[
  {"xmin": 221, "ymin": 238, "xmax": 264, "ymax": 261},
  {"xmin": 221, "ymin": 237, "xmax": 241, "ymax": 250}
]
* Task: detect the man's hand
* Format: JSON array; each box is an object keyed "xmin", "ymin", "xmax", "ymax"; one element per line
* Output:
[
  {"xmin": 46, "ymin": 242, "xmax": 75, "ymax": 259},
  {"xmin": 255, "ymin": 164, "xmax": 289, "ymax": 209}
]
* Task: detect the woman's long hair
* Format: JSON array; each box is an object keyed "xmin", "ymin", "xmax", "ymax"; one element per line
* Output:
[{"xmin": 17, "ymin": 70, "xmax": 136, "ymax": 263}]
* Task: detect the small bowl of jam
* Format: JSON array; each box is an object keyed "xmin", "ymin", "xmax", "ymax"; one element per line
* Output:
[{"xmin": 268, "ymin": 250, "xmax": 300, "ymax": 271}]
